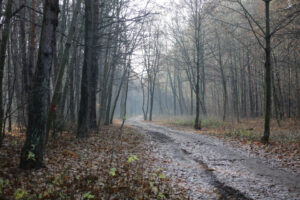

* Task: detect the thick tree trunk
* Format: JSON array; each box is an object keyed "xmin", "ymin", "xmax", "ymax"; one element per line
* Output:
[
  {"xmin": 28, "ymin": 0, "xmax": 37, "ymax": 88},
  {"xmin": 78, "ymin": 0, "xmax": 94, "ymax": 137},
  {"xmin": 0, "ymin": 0, "xmax": 12, "ymax": 146},
  {"xmin": 19, "ymin": 0, "xmax": 28, "ymax": 126},
  {"xmin": 20, "ymin": 0, "xmax": 59, "ymax": 169},
  {"xmin": 89, "ymin": 0, "xmax": 99, "ymax": 129}
]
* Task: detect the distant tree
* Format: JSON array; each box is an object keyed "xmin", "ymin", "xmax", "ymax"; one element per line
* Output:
[{"xmin": 142, "ymin": 25, "xmax": 161, "ymax": 121}]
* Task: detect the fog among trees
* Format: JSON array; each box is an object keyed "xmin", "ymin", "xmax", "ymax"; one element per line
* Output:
[{"xmin": 0, "ymin": 0, "xmax": 299, "ymax": 199}]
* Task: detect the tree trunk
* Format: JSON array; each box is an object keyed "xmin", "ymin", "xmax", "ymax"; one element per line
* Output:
[
  {"xmin": 105, "ymin": 62, "xmax": 116, "ymax": 125},
  {"xmin": 77, "ymin": 0, "xmax": 94, "ymax": 137},
  {"xmin": 247, "ymin": 48, "xmax": 255, "ymax": 117},
  {"xmin": 46, "ymin": 0, "xmax": 81, "ymax": 139},
  {"xmin": 200, "ymin": 30, "xmax": 206, "ymax": 115},
  {"xmin": 295, "ymin": 51, "xmax": 300, "ymax": 118},
  {"xmin": 68, "ymin": 45, "xmax": 76, "ymax": 124},
  {"xmin": 194, "ymin": 67, "xmax": 201, "ymax": 129},
  {"xmin": 28, "ymin": 0, "xmax": 37, "ymax": 88},
  {"xmin": 231, "ymin": 45, "xmax": 240, "ymax": 122},
  {"xmin": 120, "ymin": 67, "xmax": 130, "ymax": 129},
  {"xmin": 0, "ymin": 0, "xmax": 12, "ymax": 146},
  {"xmin": 149, "ymin": 79, "xmax": 155, "ymax": 121},
  {"xmin": 110, "ymin": 67, "xmax": 127, "ymax": 124},
  {"xmin": 190, "ymin": 83, "xmax": 193, "ymax": 115},
  {"xmin": 194, "ymin": 9, "xmax": 201, "ymax": 130},
  {"xmin": 89, "ymin": 0, "xmax": 99, "ymax": 129},
  {"xmin": 6, "ymin": 37, "xmax": 14, "ymax": 132},
  {"xmin": 19, "ymin": 0, "xmax": 28, "ymax": 127},
  {"xmin": 11, "ymin": 23, "xmax": 23, "ymax": 127},
  {"xmin": 262, "ymin": 0, "xmax": 271, "ymax": 144},
  {"xmin": 20, "ymin": 0, "xmax": 59, "ymax": 169},
  {"xmin": 141, "ymin": 74, "xmax": 147, "ymax": 120},
  {"xmin": 167, "ymin": 68, "xmax": 176, "ymax": 115}
]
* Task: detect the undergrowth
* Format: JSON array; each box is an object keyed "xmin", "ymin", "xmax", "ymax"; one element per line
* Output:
[
  {"xmin": 163, "ymin": 117, "xmax": 300, "ymax": 143},
  {"xmin": 166, "ymin": 116, "xmax": 225, "ymax": 129}
]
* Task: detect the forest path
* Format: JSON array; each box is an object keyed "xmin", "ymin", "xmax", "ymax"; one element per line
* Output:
[{"xmin": 128, "ymin": 118, "xmax": 300, "ymax": 200}]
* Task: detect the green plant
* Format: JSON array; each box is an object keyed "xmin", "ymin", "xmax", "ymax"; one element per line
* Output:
[
  {"xmin": 127, "ymin": 154, "xmax": 139, "ymax": 163},
  {"xmin": 159, "ymin": 174, "xmax": 166, "ymax": 179},
  {"xmin": 27, "ymin": 151, "xmax": 36, "ymax": 161},
  {"xmin": 109, "ymin": 168, "xmax": 117, "ymax": 176},
  {"xmin": 82, "ymin": 191, "xmax": 94, "ymax": 199},
  {"xmin": 0, "ymin": 178, "xmax": 9, "ymax": 195},
  {"xmin": 157, "ymin": 192, "xmax": 166, "ymax": 199},
  {"xmin": 52, "ymin": 169, "xmax": 67, "ymax": 186},
  {"xmin": 14, "ymin": 188, "xmax": 28, "ymax": 200}
]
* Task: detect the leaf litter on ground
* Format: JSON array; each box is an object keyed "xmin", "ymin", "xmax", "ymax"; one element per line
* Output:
[{"xmin": 0, "ymin": 125, "xmax": 188, "ymax": 200}]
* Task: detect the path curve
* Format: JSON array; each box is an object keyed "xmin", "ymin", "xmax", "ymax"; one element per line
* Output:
[{"xmin": 128, "ymin": 118, "xmax": 300, "ymax": 200}]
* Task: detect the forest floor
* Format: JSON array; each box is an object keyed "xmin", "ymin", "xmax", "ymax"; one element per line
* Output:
[
  {"xmin": 127, "ymin": 117, "xmax": 300, "ymax": 200},
  {"xmin": 0, "ymin": 125, "xmax": 188, "ymax": 200},
  {"xmin": 152, "ymin": 116, "xmax": 300, "ymax": 173},
  {"xmin": 1, "ymin": 118, "xmax": 299, "ymax": 200}
]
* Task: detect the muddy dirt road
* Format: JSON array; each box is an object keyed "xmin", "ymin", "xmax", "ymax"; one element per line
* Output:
[{"xmin": 128, "ymin": 118, "xmax": 300, "ymax": 200}]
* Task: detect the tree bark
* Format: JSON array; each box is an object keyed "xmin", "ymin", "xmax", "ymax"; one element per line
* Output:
[
  {"xmin": 0, "ymin": 0, "xmax": 12, "ymax": 146},
  {"xmin": 19, "ymin": 0, "xmax": 28, "ymax": 126},
  {"xmin": 78, "ymin": 0, "xmax": 94, "ymax": 137},
  {"xmin": 262, "ymin": 0, "xmax": 272, "ymax": 144},
  {"xmin": 20, "ymin": 0, "xmax": 59, "ymax": 169},
  {"xmin": 46, "ymin": 0, "xmax": 81, "ymax": 139},
  {"xmin": 89, "ymin": 0, "xmax": 99, "ymax": 129},
  {"xmin": 28, "ymin": 0, "xmax": 37, "ymax": 88}
]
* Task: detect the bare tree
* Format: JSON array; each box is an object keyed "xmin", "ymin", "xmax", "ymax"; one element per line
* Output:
[{"xmin": 20, "ymin": 0, "xmax": 59, "ymax": 169}]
